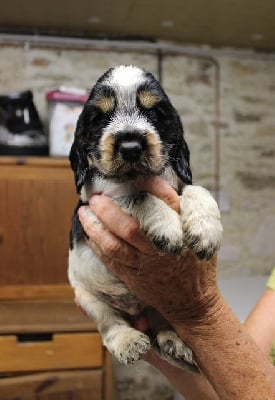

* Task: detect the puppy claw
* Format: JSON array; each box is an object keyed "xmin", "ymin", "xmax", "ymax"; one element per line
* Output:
[
  {"xmin": 152, "ymin": 235, "xmax": 183, "ymax": 255},
  {"xmin": 194, "ymin": 246, "xmax": 217, "ymax": 261},
  {"xmin": 183, "ymin": 232, "xmax": 217, "ymax": 260},
  {"xmin": 114, "ymin": 330, "xmax": 151, "ymax": 365}
]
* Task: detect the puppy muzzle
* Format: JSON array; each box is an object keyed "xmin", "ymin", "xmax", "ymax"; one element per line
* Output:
[{"xmin": 114, "ymin": 131, "xmax": 147, "ymax": 163}]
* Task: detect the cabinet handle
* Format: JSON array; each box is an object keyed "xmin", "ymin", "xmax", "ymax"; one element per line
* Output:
[{"xmin": 0, "ymin": 229, "xmax": 3, "ymax": 244}]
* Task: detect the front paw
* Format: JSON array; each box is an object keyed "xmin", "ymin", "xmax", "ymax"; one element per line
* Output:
[
  {"xmin": 106, "ymin": 327, "xmax": 151, "ymax": 364},
  {"xmin": 147, "ymin": 210, "xmax": 184, "ymax": 254},
  {"xmin": 180, "ymin": 185, "xmax": 223, "ymax": 260},
  {"xmin": 129, "ymin": 193, "xmax": 184, "ymax": 255}
]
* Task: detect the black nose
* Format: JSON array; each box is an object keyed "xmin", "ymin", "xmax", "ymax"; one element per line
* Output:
[{"xmin": 118, "ymin": 140, "xmax": 143, "ymax": 162}]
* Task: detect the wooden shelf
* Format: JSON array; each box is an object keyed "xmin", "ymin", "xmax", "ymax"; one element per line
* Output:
[
  {"xmin": 0, "ymin": 156, "xmax": 70, "ymax": 168},
  {"xmin": 0, "ymin": 298, "xmax": 95, "ymax": 334}
]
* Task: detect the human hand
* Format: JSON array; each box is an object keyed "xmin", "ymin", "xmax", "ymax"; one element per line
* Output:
[{"xmin": 78, "ymin": 177, "xmax": 219, "ymax": 328}]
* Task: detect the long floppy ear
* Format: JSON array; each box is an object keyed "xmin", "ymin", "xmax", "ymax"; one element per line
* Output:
[
  {"xmin": 171, "ymin": 140, "xmax": 192, "ymax": 185},
  {"xmin": 69, "ymin": 133, "xmax": 89, "ymax": 193}
]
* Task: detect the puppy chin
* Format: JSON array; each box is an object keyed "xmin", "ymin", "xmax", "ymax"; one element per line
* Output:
[{"xmin": 96, "ymin": 160, "xmax": 164, "ymax": 180}]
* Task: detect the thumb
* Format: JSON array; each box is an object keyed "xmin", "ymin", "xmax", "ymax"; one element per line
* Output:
[{"xmin": 137, "ymin": 177, "xmax": 180, "ymax": 213}]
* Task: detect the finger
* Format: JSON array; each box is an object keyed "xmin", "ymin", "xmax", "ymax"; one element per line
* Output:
[
  {"xmin": 78, "ymin": 206, "xmax": 143, "ymax": 267},
  {"xmin": 88, "ymin": 196, "xmax": 155, "ymax": 254},
  {"xmin": 88, "ymin": 241, "xmax": 131, "ymax": 279},
  {"xmin": 137, "ymin": 176, "xmax": 180, "ymax": 213}
]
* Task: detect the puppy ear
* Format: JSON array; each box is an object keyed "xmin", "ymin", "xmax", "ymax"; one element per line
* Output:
[
  {"xmin": 69, "ymin": 135, "xmax": 89, "ymax": 193},
  {"xmin": 171, "ymin": 140, "xmax": 192, "ymax": 185}
]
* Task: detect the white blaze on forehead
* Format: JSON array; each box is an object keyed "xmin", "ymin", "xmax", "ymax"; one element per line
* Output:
[
  {"xmin": 102, "ymin": 65, "xmax": 150, "ymax": 131},
  {"xmin": 102, "ymin": 66, "xmax": 147, "ymax": 112},
  {"xmin": 107, "ymin": 65, "xmax": 145, "ymax": 89}
]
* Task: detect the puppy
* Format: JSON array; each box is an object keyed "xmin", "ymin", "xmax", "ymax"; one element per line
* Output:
[{"xmin": 68, "ymin": 65, "xmax": 223, "ymax": 371}]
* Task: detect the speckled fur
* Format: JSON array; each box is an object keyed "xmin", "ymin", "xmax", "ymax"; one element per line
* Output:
[{"xmin": 68, "ymin": 65, "xmax": 223, "ymax": 371}]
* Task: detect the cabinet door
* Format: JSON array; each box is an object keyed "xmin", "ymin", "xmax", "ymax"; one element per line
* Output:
[
  {"xmin": 0, "ymin": 159, "xmax": 78, "ymax": 285},
  {"xmin": 0, "ymin": 370, "xmax": 102, "ymax": 400}
]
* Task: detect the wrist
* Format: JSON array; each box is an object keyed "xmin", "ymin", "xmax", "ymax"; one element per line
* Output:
[
  {"xmin": 163, "ymin": 288, "xmax": 224, "ymax": 334},
  {"xmin": 156, "ymin": 251, "xmax": 220, "ymax": 329}
]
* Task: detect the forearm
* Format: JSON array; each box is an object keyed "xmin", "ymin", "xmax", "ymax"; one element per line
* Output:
[
  {"xmin": 145, "ymin": 350, "xmax": 219, "ymax": 400},
  {"xmin": 244, "ymin": 288, "xmax": 275, "ymax": 355},
  {"xmin": 169, "ymin": 292, "xmax": 275, "ymax": 400}
]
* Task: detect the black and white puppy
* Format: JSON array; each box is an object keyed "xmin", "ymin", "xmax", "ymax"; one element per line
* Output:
[{"xmin": 68, "ymin": 65, "xmax": 223, "ymax": 371}]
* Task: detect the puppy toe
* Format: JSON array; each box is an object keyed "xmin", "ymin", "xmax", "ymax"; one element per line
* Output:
[
  {"xmin": 152, "ymin": 235, "xmax": 183, "ymax": 255},
  {"xmin": 114, "ymin": 329, "xmax": 151, "ymax": 364},
  {"xmin": 183, "ymin": 231, "xmax": 220, "ymax": 260}
]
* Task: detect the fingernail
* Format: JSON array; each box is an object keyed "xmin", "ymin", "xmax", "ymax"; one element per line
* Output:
[{"xmin": 89, "ymin": 194, "xmax": 100, "ymax": 207}]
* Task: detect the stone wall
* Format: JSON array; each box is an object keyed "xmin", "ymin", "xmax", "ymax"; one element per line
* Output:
[
  {"xmin": 1, "ymin": 44, "xmax": 274, "ymax": 277},
  {"xmin": 1, "ymin": 42, "xmax": 275, "ymax": 399}
]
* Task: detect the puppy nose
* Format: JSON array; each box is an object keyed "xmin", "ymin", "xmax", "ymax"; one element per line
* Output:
[{"xmin": 119, "ymin": 140, "xmax": 143, "ymax": 162}]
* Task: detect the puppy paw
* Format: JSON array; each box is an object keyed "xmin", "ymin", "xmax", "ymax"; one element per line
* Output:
[
  {"xmin": 157, "ymin": 331, "xmax": 192, "ymax": 361},
  {"xmin": 130, "ymin": 193, "xmax": 184, "ymax": 254},
  {"xmin": 157, "ymin": 330, "xmax": 198, "ymax": 372},
  {"xmin": 107, "ymin": 327, "xmax": 151, "ymax": 364},
  {"xmin": 180, "ymin": 185, "xmax": 223, "ymax": 260},
  {"xmin": 146, "ymin": 208, "xmax": 184, "ymax": 254}
]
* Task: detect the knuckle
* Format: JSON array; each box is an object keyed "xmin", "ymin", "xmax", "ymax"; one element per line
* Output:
[
  {"xmin": 81, "ymin": 220, "xmax": 92, "ymax": 237},
  {"xmin": 102, "ymin": 239, "xmax": 121, "ymax": 258},
  {"xmin": 123, "ymin": 221, "xmax": 140, "ymax": 241},
  {"xmin": 82, "ymin": 220, "xmax": 96, "ymax": 239}
]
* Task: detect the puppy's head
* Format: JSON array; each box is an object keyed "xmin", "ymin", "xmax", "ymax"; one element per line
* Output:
[{"xmin": 70, "ymin": 65, "xmax": 192, "ymax": 192}]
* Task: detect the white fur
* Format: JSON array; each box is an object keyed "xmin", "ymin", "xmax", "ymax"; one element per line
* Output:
[{"xmin": 107, "ymin": 65, "xmax": 145, "ymax": 89}]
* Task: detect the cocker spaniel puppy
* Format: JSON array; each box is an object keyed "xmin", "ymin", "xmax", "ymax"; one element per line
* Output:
[{"xmin": 68, "ymin": 65, "xmax": 223, "ymax": 371}]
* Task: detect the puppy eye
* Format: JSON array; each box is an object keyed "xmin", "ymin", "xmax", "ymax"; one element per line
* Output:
[
  {"xmin": 96, "ymin": 96, "xmax": 115, "ymax": 113},
  {"xmin": 137, "ymin": 90, "xmax": 158, "ymax": 109}
]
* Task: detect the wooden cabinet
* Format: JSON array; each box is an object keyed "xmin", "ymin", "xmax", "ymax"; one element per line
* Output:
[
  {"xmin": 0, "ymin": 157, "xmax": 77, "ymax": 285},
  {"xmin": 0, "ymin": 157, "xmax": 115, "ymax": 400},
  {"xmin": 0, "ymin": 298, "xmax": 114, "ymax": 400}
]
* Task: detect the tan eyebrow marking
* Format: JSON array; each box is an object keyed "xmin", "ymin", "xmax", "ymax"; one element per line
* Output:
[
  {"xmin": 138, "ymin": 90, "xmax": 158, "ymax": 109},
  {"xmin": 97, "ymin": 96, "xmax": 115, "ymax": 113}
]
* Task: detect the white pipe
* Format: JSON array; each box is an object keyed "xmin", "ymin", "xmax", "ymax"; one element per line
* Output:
[{"xmin": 0, "ymin": 33, "xmax": 275, "ymax": 60}]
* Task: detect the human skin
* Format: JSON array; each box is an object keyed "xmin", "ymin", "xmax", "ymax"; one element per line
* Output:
[
  {"xmin": 245, "ymin": 287, "xmax": 275, "ymax": 355},
  {"xmin": 77, "ymin": 177, "xmax": 275, "ymax": 400},
  {"xmin": 143, "ymin": 284, "xmax": 275, "ymax": 400}
]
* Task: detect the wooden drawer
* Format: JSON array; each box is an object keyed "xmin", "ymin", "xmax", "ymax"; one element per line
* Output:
[
  {"xmin": 0, "ymin": 332, "xmax": 103, "ymax": 373},
  {"xmin": 0, "ymin": 370, "xmax": 102, "ymax": 400}
]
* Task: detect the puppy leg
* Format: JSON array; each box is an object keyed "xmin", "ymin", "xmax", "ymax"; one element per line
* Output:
[
  {"xmin": 74, "ymin": 286, "xmax": 151, "ymax": 364},
  {"xmin": 180, "ymin": 185, "xmax": 223, "ymax": 259},
  {"xmin": 127, "ymin": 193, "xmax": 183, "ymax": 254}
]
